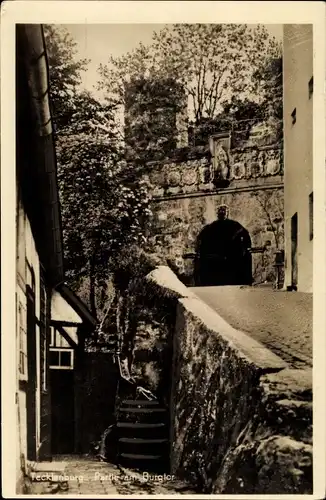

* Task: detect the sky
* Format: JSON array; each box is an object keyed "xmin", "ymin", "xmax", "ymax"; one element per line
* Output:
[{"xmin": 62, "ymin": 23, "xmax": 283, "ymax": 98}]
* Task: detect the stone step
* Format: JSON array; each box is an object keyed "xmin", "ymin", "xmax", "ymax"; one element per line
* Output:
[
  {"xmin": 118, "ymin": 410, "xmax": 167, "ymax": 424},
  {"xmin": 117, "ymin": 421, "xmax": 168, "ymax": 439},
  {"xmin": 119, "ymin": 437, "xmax": 168, "ymax": 444},
  {"xmin": 30, "ymin": 462, "xmax": 66, "ymax": 473},
  {"xmin": 121, "ymin": 399, "xmax": 160, "ymax": 406},
  {"xmin": 29, "ymin": 461, "xmax": 67, "ymax": 482},
  {"xmin": 119, "ymin": 407, "xmax": 166, "ymax": 414},
  {"xmin": 119, "ymin": 453, "xmax": 163, "ymax": 460},
  {"xmin": 117, "ymin": 422, "xmax": 166, "ymax": 429}
]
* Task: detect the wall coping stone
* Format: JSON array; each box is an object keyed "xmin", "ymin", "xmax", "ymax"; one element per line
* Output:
[
  {"xmin": 261, "ymin": 368, "xmax": 312, "ymax": 397},
  {"xmin": 145, "ymin": 265, "xmax": 197, "ymax": 300},
  {"xmin": 145, "ymin": 266, "xmax": 288, "ymax": 372},
  {"xmin": 178, "ymin": 297, "xmax": 288, "ymax": 373}
]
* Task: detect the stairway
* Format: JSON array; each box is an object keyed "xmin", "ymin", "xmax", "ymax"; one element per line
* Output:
[
  {"xmin": 116, "ymin": 399, "xmax": 169, "ymax": 472},
  {"xmin": 106, "ymin": 332, "xmax": 120, "ymax": 354}
]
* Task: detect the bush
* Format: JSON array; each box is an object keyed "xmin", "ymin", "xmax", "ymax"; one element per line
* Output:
[{"xmin": 111, "ymin": 245, "xmax": 166, "ymax": 292}]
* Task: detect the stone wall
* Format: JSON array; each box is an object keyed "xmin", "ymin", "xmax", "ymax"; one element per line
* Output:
[
  {"xmin": 123, "ymin": 265, "xmax": 312, "ymax": 493},
  {"xmin": 170, "ymin": 293, "xmax": 312, "ymax": 494},
  {"xmin": 124, "ymin": 76, "xmax": 284, "ymax": 286},
  {"xmin": 149, "ymin": 145, "xmax": 282, "ymax": 199},
  {"xmin": 151, "ymin": 186, "xmax": 283, "ymax": 285},
  {"xmin": 147, "ymin": 131, "xmax": 284, "ymax": 286}
]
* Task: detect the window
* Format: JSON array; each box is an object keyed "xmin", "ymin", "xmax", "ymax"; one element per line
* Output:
[
  {"xmin": 49, "ymin": 348, "xmax": 74, "ymax": 370},
  {"xmin": 291, "ymin": 108, "xmax": 297, "ymax": 125},
  {"xmin": 60, "ymin": 351, "xmax": 72, "ymax": 367},
  {"xmin": 50, "ymin": 327, "xmax": 70, "ymax": 348},
  {"xmin": 49, "ymin": 350, "xmax": 59, "ymax": 366},
  {"xmin": 309, "ymin": 76, "xmax": 313, "ymax": 99},
  {"xmin": 18, "ymin": 302, "xmax": 27, "ymax": 378},
  {"xmin": 309, "ymin": 192, "xmax": 313, "ymax": 240},
  {"xmin": 26, "ymin": 261, "xmax": 35, "ymax": 292}
]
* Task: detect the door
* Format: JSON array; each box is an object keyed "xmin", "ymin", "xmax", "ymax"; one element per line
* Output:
[
  {"xmin": 291, "ymin": 213, "xmax": 298, "ymax": 289},
  {"xmin": 50, "ymin": 369, "xmax": 75, "ymax": 454},
  {"xmin": 195, "ymin": 219, "xmax": 252, "ymax": 286}
]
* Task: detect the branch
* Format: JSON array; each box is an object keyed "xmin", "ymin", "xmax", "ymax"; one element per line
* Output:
[
  {"xmin": 210, "ymin": 73, "xmax": 223, "ymax": 117},
  {"xmin": 196, "ymin": 64, "xmax": 203, "ymax": 122},
  {"xmin": 200, "ymin": 61, "xmax": 207, "ymax": 116},
  {"xmin": 206, "ymin": 70, "xmax": 218, "ymax": 117},
  {"xmin": 189, "ymin": 87, "xmax": 199, "ymax": 122}
]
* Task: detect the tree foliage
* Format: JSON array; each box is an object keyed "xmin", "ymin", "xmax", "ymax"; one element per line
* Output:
[
  {"xmin": 253, "ymin": 55, "xmax": 283, "ymax": 120},
  {"xmin": 43, "ymin": 24, "xmax": 90, "ymax": 131},
  {"xmin": 98, "ymin": 24, "xmax": 281, "ymax": 123},
  {"xmin": 55, "ymin": 90, "xmax": 153, "ymax": 316},
  {"xmin": 124, "ymin": 77, "xmax": 186, "ymax": 162},
  {"xmin": 44, "ymin": 23, "xmax": 283, "ymax": 315},
  {"xmin": 44, "ymin": 25, "xmax": 153, "ymax": 317}
]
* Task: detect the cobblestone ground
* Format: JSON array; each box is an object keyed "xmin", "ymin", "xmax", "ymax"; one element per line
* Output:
[
  {"xmin": 30, "ymin": 456, "xmax": 195, "ymax": 495},
  {"xmin": 192, "ymin": 286, "xmax": 312, "ymax": 368}
]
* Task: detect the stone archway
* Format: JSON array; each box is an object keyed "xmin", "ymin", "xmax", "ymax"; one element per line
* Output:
[{"xmin": 194, "ymin": 219, "xmax": 252, "ymax": 286}]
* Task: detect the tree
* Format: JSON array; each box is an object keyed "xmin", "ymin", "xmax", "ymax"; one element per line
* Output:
[
  {"xmin": 44, "ymin": 25, "xmax": 154, "ymax": 317},
  {"xmin": 124, "ymin": 76, "xmax": 186, "ymax": 162},
  {"xmin": 252, "ymin": 55, "xmax": 283, "ymax": 120},
  {"xmin": 43, "ymin": 24, "xmax": 89, "ymax": 131},
  {"xmin": 189, "ymin": 97, "xmax": 266, "ymax": 146},
  {"xmin": 56, "ymin": 91, "xmax": 153, "ymax": 317},
  {"xmin": 97, "ymin": 24, "xmax": 281, "ymax": 123}
]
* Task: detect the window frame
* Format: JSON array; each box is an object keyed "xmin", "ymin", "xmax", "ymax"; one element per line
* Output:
[
  {"xmin": 18, "ymin": 301, "xmax": 28, "ymax": 380},
  {"xmin": 50, "ymin": 326, "xmax": 71, "ymax": 349},
  {"xmin": 308, "ymin": 76, "xmax": 313, "ymax": 99},
  {"xmin": 309, "ymin": 191, "xmax": 313, "ymax": 240},
  {"xmin": 49, "ymin": 348, "xmax": 74, "ymax": 370}
]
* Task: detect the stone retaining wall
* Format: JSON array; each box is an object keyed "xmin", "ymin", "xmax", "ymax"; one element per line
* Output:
[
  {"xmin": 169, "ymin": 289, "xmax": 312, "ymax": 494},
  {"xmin": 126, "ymin": 265, "xmax": 312, "ymax": 493}
]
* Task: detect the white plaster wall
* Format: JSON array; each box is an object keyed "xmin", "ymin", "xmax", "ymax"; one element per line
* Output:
[
  {"xmin": 283, "ymin": 25, "xmax": 313, "ymax": 292},
  {"xmin": 51, "ymin": 291, "xmax": 82, "ymax": 345},
  {"xmin": 25, "ymin": 215, "xmax": 42, "ymax": 450},
  {"xmin": 16, "ymin": 207, "xmax": 42, "ymax": 477},
  {"xmin": 16, "ymin": 198, "xmax": 83, "ymax": 481}
]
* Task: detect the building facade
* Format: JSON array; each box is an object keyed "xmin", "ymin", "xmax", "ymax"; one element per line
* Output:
[
  {"xmin": 283, "ymin": 25, "xmax": 313, "ymax": 292},
  {"xmin": 49, "ymin": 285, "xmax": 97, "ymax": 456},
  {"xmin": 15, "ymin": 24, "xmax": 97, "ymax": 492},
  {"xmin": 16, "ymin": 24, "xmax": 64, "ymax": 490}
]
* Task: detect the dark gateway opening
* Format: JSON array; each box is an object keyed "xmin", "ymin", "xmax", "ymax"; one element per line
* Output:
[{"xmin": 195, "ymin": 218, "xmax": 252, "ymax": 286}]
